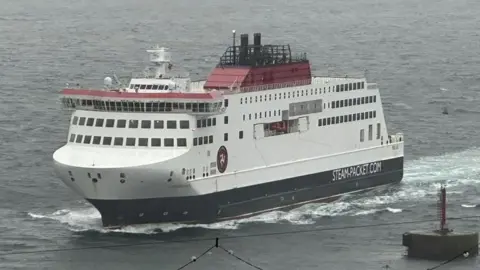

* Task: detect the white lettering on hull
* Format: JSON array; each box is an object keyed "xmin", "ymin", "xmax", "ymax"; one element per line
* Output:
[{"xmin": 332, "ymin": 161, "xmax": 382, "ymax": 182}]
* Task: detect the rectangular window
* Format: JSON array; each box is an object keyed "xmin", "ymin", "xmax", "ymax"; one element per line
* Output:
[
  {"xmin": 105, "ymin": 119, "xmax": 114, "ymax": 127},
  {"xmin": 209, "ymin": 135, "xmax": 213, "ymax": 144},
  {"xmin": 212, "ymin": 118, "xmax": 216, "ymax": 126},
  {"xmin": 224, "ymin": 116, "xmax": 228, "ymax": 124},
  {"xmin": 360, "ymin": 129, "xmax": 364, "ymax": 142},
  {"xmin": 193, "ymin": 138, "xmax": 198, "ymax": 146},
  {"xmin": 138, "ymin": 138, "xmax": 148, "ymax": 146},
  {"xmin": 207, "ymin": 118, "xmax": 212, "ymax": 126},
  {"xmin": 180, "ymin": 120, "xmax": 189, "ymax": 129},
  {"xmin": 151, "ymin": 138, "xmax": 161, "ymax": 147},
  {"xmin": 167, "ymin": 120, "xmax": 177, "ymax": 129},
  {"xmin": 197, "ymin": 119, "xmax": 201, "ymax": 128},
  {"xmin": 224, "ymin": 133, "xmax": 228, "ymax": 141},
  {"xmin": 368, "ymin": 124, "xmax": 373, "ymax": 140},
  {"xmin": 126, "ymin": 137, "xmax": 136, "ymax": 146},
  {"xmin": 154, "ymin": 120, "xmax": 164, "ymax": 129},
  {"xmin": 92, "ymin": 136, "xmax": 101, "ymax": 144},
  {"xmin": 322, "ymin": 118, "xmax": 327, "ymax": 125},
  {"xmin": 84, "ymin": 135, "xmax": 92, "ymax": 144},
  {"xmin": 103, "ymin": 137, "xmax": 112, "ymax": 145},
  {"xmin": 199, "ymin": 137, "xmax": 203, "ymax": 145},
  {"xmin": 129, "ymin": 120, "xmax": 138, "ymax": 128},
  {"xmin": 75, "ymin": 135, "xmax": 83, "ymax": 143},
  {"xmin": 377, "ymin": 123, "xmax": 381, "ymax": 139},
  {"xmin": 95, "ymin": 118, "xmax": 104, "ymax": 127},
  {"xmin": 69, "ymin": 134, "xmax": 75, "ymax": 142},
  {"xmin": 239, "ymin": 131, "xmax": 243, "ymax": 139},
  {"xmin": 72, "ymin": 116, "xmax": 78, "ymax": 125},
  {"xmin": 164, "ymin": 138, "xmax": 174, "ymax": 147},
  {"xmin": 114, "ymin": 137, "xmax": 124, "ymax": 146},
  {"xmin": 141, "ymin": 120, "xmax": 151, "ymax": 129},
  {"xmin": 117, "ymin": 119, "xmax": 126, "ymax": 128},
  {"xmin": 224, "ymin": 99, "xmax": 229, "ymax": 107},
  {"xmin": 202, "ymin": 119, "xmax": 206, "ymax": 127},
  {"xmin": 86, "ymin": 118, "xmax": 94, "ymax": 126},
  {"xmin": 177, "ymin": 138, "xmax": 187, "ymax": 147}
]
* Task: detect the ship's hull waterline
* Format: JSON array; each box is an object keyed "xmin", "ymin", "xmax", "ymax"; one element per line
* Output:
[{"xmin": 86, "ymin": 157, "xmax": 403, "ymax": 228}]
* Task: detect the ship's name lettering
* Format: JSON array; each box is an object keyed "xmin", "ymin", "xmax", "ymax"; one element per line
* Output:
[{"xmin": 332, "ymin": 162, "xmax": 382, "ymax": 181}]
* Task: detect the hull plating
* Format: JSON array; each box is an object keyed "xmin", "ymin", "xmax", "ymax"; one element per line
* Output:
[{"xmin": 87, "ymin": 157, "xmax": 403, "ymax": 227}]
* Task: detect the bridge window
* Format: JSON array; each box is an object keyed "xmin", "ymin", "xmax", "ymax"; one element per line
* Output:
[
  {"xmin": 86, "ymin": 118, "xmax": 94, "ymax": 126},
  {"xmin": 95, "ymin": 119, "xmax": 104, "ymax": 127},
  {"xmin": 154, "ymin": 120, "xmax": 164, "ymax": 129},
  {"xmin": 92, "ymin": 136, "xmax": 101, "ymax": 144},
  {"xmin": 140, "ymin": 85, "xmax": 146, "ymax": 89},
  {"xmin": 106, "ymin": 119, "xmax": 114, "ymax": 127},
  {"xmin": 207, "ymin": 118, "xmax": 212, "ymax": 126},
  {"xmin": 138, "ymin": 138, "xmax": 148, "ymax": 146},
  {"xmin": 151, "ymin": 138, "xmax": 161, "ymax": 147},
  {"xmin": 117, "ymin": 120, "xmax": 126, "ymax": 128},
  {"xmin": 141, "ymin": 120, "xmax": 151, "ymax": 129},
  {"xmin": 152, "ymin": 85, "xmax": 159, "ymax": 90},
  {"xmin": 165, "ymin": 138, "xmax": 174, "ymax": 147},
  {"xmin": 177, "ymin": 138, "xmax": 187, "ymax": 147},
  {"xmin": 103, "ymin": 137, "xmax": 112, "ymax": 145},
  {"xmin": 75, "ymin": 135, "xmax": 83, "ymax": 143},
  {"xmin": 114, "ymin": 137, "xmax": 123, "ymax": 146},
  {"xmin": 167, "ymin": 120, "xmax": 176, "ymax": 129},
  {"xmin": 72, "ymin": 116, "xmax": 78, "ymax": 125},
  {"xmin": 129, "ymin": 120, "xmax": 138, "ymax": 128},
  {"xmin": 126, "ymin": 137, "xmax": 136, "ymax": 146},
  {"xmin": 84, "ymin": 135, "xmax": 92, "ymax": 144},
  {"xmin": 180, "ymin": 120, "xmax": 189, "ymax": 129},
  {"xmin": 146, "ymin": 85, "xmax": 152, "ymax": 90}
]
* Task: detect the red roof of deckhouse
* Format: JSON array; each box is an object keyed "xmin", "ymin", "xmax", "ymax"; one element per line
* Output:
[{"xmin": 61, "ymin": 89, "xmax": 222, "ymax": 100}]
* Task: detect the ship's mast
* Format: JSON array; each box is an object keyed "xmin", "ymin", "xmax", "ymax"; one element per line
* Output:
[{"xmin": 146, "ymin": 45, "xmax": 172, "ymax": 79}]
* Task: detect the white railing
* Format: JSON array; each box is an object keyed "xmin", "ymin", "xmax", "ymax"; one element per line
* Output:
[{"xmin": 234, "ymin": 79, "xmax": 312, "ymax": 93}]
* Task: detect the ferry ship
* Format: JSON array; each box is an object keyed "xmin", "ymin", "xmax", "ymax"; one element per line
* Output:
[{"xmin": 53, "ymin": 32, "xmax": 404, "ymax": 228}]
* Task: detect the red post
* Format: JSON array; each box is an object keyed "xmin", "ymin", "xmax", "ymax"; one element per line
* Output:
[{"xmin": 440, "ymin": 185, "xmax": 446, "ymax": 231}]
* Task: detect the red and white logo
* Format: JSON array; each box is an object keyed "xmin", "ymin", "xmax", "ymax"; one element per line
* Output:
[{"xmin": 217, "ymin": 146, "xmax": 228, "ymax": 173}]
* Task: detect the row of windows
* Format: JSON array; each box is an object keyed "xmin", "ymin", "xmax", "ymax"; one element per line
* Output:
[
  {"xmin": 360, "ymin": 123, "xmax": 381, "ymax": 142},
  {"xmin": 69, "ymin": 134, "xmax": 187, "ymax": 147},
  {"xmin": 239, "ymin": 82, "xmax": 365, "ymax": 104},
  {"xmin": 197, "ymin": 117, "xmax": 217, "ymax": 128},
  {"xmin": 243, "ymin": 109, "xmax": 283, "ymax": 121},
  {"xmin": 129, "ymin": 84, "xmax": 170, "ymax": 90},
  {"xmin": 193, "ymin": 136, "xmax": 213, "ymax": 146},
  {"xmin": 63, "ymin": 98, "xmax": 223, "ymax": 113},
  {"xmin": 332, "ymin": 95, "xmax": 377, "ymax": 109},
  {"xmin": 318, "ymin": 111, "xmax": 377, "ymax": 126},
  {"xmin": 72, "ymin": 117, "xmax": 190, "ymax": 129}
]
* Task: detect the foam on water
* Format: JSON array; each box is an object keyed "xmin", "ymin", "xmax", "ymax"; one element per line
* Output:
[{"xmin": 28, "ymin": 147, "xmax": 480, "ymax": 234}]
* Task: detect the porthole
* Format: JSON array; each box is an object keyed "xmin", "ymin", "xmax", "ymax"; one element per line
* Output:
[
  {"xmin": 92, "ymin": 178, "xmax": 98, "ymax": 183},
  {"xmin": 163, "ymin": 212, "xmax": 168, "ymax": 216},
  {"xmin": 139, "ymin": 213, "xmax": 144, "ymax": 217},
  {"xmin": 120, "ymin": 179, "xmax": 125, "ymax": 184}
]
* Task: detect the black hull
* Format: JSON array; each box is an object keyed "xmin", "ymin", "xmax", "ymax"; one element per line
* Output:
[{"xmin": 88, "ymin": 157, "xmax": 403, "ymax": 227}]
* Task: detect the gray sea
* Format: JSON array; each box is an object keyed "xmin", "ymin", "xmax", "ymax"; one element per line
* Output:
[{"xmin": 1, "ymin": 0, "xmax": 480, "ymax": 269}]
